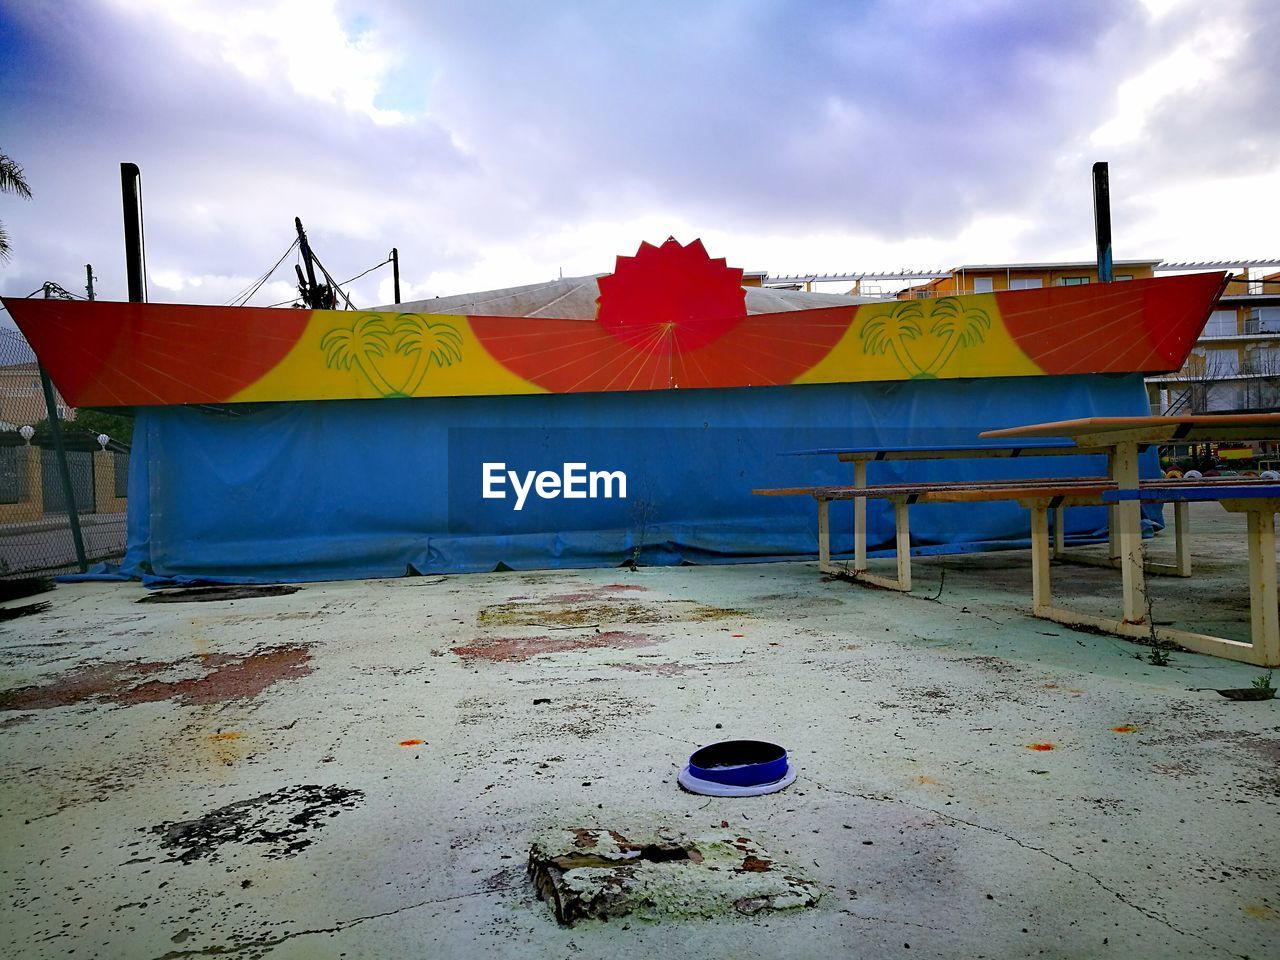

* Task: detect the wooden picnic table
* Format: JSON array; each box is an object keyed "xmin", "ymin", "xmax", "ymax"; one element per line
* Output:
[{"xmin": 981, "ymin": 414, "xmax": 1280, "ymax": 666}]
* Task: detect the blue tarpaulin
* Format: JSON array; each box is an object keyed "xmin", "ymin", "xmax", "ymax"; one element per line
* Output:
[{"xmin": 112, "ymin": 373, "xmax": 1162, "ymax": 583}]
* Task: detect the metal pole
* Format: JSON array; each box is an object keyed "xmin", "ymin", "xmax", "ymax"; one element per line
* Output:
[
  {"xmin": 391, "ymin": 247, "xmax": 401, "ymax": 304},
  {"xmin": 121, "ymin": 163, "xmax": 146, "ymax": 302},
  {"xmin": 295, "ymin": 217, "xmax": 320, "ymax": 308},
  {"xmin": 1092, "ymin": 161, "xmax": 1113, "ymax": 283},
  {"xmin": 39, "ymin": 288, "xmax": 87, "ymax": 572},
  {"xmin": 85, "ymin": 264, "xmax": 96, "ymax": 301}
]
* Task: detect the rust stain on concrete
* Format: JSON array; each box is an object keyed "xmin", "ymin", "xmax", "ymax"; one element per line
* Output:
[
  {"xmin": 0, "ymin": 644, "xmax": 312, "ymax": 711},
  {"xmin": 614, "ymin": 661, "xmax": 696, "ymax": 676},
  {"xmin": 544, "ymin": 583, "xmax": 650, "ymax": 603},
  {"xmin": 451, "ymin": 631, "xmax": 661, "ymax": 663}
]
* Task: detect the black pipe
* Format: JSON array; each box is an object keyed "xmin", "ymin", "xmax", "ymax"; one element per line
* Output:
[
  {"xmin": 120, "ymin": 163, "xmax": 145, "ymax": 302},
  {"xmin": 1092, "ymin": 161, "xmax": 1113, "ymax": 283},
  {"xmin": 391, "ymin": 247, "xmax": 401, "ymax": 304}
]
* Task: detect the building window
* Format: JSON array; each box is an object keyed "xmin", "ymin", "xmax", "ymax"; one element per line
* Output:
[
  {"xmin": 1205, "ymin": 347, "xmax": 1240, "ymax": 377},
  {"xmin": 1061, "ymin": 277, "xmax": 1089, "ymax": 286},
  {"xmin": 1256, "ymin": 307, "xmax": 1280, "ymax": 334},
  {"xmin": 1010, "ymin": 278, "xmax": 1043, "ymax": 290},
  {"xmin": 972, "ymin": 277, "xmax": 994, "ymax": 294},
  {"xmin": 1204, "ymin": 310, "xmax": 1237, "ymax": 338},
  {"xmin": 1115, "ymin": 274, "xmax": 1134, "ymax": 281},
  {"xmin": 1246, "ymin": 345, "xmax": 1280, "ymax": 376}
]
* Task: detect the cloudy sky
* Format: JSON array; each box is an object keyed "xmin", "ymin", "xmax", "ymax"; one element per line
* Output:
[{"xmin": 0, "ymin": 0, "xmax": 1276, "ymax": 320}]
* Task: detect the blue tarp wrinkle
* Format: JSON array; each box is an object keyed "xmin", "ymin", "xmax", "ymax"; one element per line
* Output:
[{"xmin": 101, "ymin": 374, "xmax": 1162, "ymax": 584}]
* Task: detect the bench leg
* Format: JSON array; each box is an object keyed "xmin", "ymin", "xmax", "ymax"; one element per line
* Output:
[
  {"xmin": 1031, "ymin": 503, "xmax": 1053, "ymax": 614},
  {"xmin": 817, "ymin": 499, "xmax": 831, "ymax": 573},
  {"xmin": 894, "ymin": 501, "xmax": 911, "ymax": 592},
  {"xmin": 1113, "ymin": 441, "xmax": 1147, "ymax": 624},
  {"xmin": 1106, "ymin": 452, "xmax": 1120, "ymax": 560},
  {"xmin": 1173, "ymin": 501, "xmax": 1192, "ymax": 577},
  {"xmin": 854, "ymin": 461, "xmax": 867, "ymax": 573},
  {"xmin": 1247, "ymin": 509, "xmax": 1280, "ymax": 666}
]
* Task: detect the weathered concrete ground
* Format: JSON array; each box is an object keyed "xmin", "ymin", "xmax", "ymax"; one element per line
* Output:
[{"xmin": 0, "ymin": 502, "xmax": 1277, "ymax": 959}]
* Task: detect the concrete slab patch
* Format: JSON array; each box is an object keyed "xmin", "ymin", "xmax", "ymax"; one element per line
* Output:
[{"xmin": 528, "ymin": 827, "xmax": 821, "ymax": 926}]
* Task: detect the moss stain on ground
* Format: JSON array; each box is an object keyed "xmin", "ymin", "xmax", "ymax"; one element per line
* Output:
[{"xmin": 478, "ymin": 600, "xmax": 749, "ymax": 628}]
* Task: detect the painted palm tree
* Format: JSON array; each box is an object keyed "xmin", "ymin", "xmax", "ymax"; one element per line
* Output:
[
  {"xmin": 859, "ymin": 301, "xmax": 927, "ymax": 377},
  {"xmin": 926, "ymin": 297, "xmax": 991, "ymax": 376},
  {"xmin": 320, "ymin": 314, "xmax": 400, "ymax": 396},
  {"xmin": 0, "ymin": 152, "xmax": 33, "ymax": 262},
  {"xmin": 393, "ymin": 314, "xmax": 463, "ymax": 395}
]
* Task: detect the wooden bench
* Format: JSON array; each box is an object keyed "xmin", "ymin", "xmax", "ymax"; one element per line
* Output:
[
  {"xmin": 784, "ymin": 441, "xmax": 1161, "ymax": 578},
  {"xmin": 754, "ymin": 478, "xmax": 1116, "ymax": 592}
]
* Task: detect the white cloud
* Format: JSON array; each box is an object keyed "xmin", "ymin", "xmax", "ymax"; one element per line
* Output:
[
  {"xmin": 2, "ymin": 0, "xmax": 1275, "ymax": 320},
  {"xmin": 105, "ymin": 0, "xmax": 409, "ymax": 125},
  {"xmin": 1090, "ymin": 16, "xmax": 1247, "ymax": 147},
  {"xmin": 1126, "ymin": 169, "xmax": 1280, "ymax": 258}
]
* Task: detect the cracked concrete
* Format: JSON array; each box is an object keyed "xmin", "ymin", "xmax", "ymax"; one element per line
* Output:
[{"xmin": 0, "ymin": 502, "xmax": 1277, "ymax": 959}]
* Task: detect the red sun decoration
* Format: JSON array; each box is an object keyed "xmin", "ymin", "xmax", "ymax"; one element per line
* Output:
[
  {"xmin": 469, "ymin": 237, "xmax": 851, "ymax": 393},
  {"xmin": 594, "ymin": 238, "xmax": 746, "ymax": 352}
]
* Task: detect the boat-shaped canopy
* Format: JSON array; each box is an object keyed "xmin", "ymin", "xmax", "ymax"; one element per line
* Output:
[{"xmin": 2, "ymin": 239, "xmax": 1228, "ymax": 407}]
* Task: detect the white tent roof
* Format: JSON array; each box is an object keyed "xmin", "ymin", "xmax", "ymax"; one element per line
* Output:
[{"xmin": 382, "ymin": 275, "xmax": 877, "ymax": 320}]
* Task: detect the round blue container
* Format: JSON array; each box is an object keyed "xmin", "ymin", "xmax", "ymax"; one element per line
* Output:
[{"xmin": 687, "ymin": 740, "xmax": 788, "ymax": 787}]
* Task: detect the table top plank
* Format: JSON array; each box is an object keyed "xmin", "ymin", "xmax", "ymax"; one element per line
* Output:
[
  {"xmin": 1103, "ymin": 484, "xmax": 1280, "ymax": 503},
  {"xmin": 981, "ymin": 413, "xmax": 1280, "ymax": 445},
  {"xmin": 754, "ymin": 478, "xmax": 1115, "ymax": 501},
  {"xmin": 784, "ymin": 442, "xmax": 1128, "ymax": 461}
]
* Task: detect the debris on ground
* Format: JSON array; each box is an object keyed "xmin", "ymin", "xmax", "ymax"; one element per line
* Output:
[
  {"xmin": 528, "ymin": 827, "xmax": 821, "ymax": 925},
  {"xmin": 136, "ymin": 584, "xmax": 301, "ymax": 604}
]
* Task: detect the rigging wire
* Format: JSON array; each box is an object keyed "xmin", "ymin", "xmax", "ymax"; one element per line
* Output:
[
  {"xmin": 225, "ymin": 237, "xmax": 300, "ymax": 306},
  {"xmin": 335, "ymin": 256, "xmax": 392, "ymax": 289},
  {"xmin": 308, "ymin": 252, "xmax": 358, "ymax": 310},
  {"xmin": 235, "ymin": 238, "xmax": 300, "ymax": 306},
  {"xmin": 251, "ymin": 249, "xmax": 392, "ymax": 309}
]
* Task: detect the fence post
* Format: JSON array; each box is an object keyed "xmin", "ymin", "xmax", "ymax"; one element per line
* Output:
[{"xmin": 37, "ymin": 365, "xmax": 87, "ymax": 572}]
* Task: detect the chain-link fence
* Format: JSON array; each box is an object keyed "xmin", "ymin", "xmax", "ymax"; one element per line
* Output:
[{"xmin": 0, "ymin": 327, "xmax": 130, "ymax": 578}]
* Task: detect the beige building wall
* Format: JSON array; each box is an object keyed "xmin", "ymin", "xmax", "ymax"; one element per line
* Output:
[
  {"xmin": 93, "ymin": 450, "xmax": 128, "ymax": 515},
  {"xmin": 0, "ymin": 363, "xmax": 74, "ymax": 427}
]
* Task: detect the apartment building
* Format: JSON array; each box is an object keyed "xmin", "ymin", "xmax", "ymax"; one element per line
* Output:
[
  {"xmin": 1146, "ymin": 268, "xmax": 1280, "ymax": 415},
  {"xmin": 886, "ymin": 260, "xmax": 1280, "ymax": 415}
]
